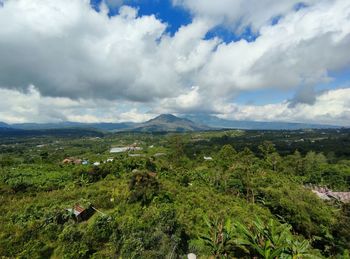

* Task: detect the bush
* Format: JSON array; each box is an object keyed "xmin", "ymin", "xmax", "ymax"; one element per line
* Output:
[{"xmin": 128, "ymin": 171, "xmax": 160, "ymax": 206}]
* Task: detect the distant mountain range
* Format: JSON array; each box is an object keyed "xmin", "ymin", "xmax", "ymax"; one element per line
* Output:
[
  {"xmin": 0, "ymin": 115, "xmax": 207, "ymax": 132},
  {"xmin": 10, "ymin": 122, "xmax": 136, "ymax": 131},
  {"xmin": 0, "ymin": 122, "xmax": 10, "ymax": 128},
  {"xmin": 0, "ymin": 114, "xmax": 342, "ymax": 132},
  {"xmin": 183, "ymin": 114, "xmax": 340, "ymax": 130}
]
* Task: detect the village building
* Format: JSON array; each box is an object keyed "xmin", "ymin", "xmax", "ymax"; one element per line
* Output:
[
  {"xmin": 310, "ymin": 186, "xmax": 350, "ymax": 203},
  {"xmin": 148, "ymin": 172, "xmax": 157, "ymax": 177},
  {"xmin": 153, "ymin": 153, "xmax": 166, "ymax": 157},
  {"xmin": 327, "ymin": 192, "xmax": 350, "ymax": 203},
  {"xmin": 82, "ymin": 160, "xmax": 89, "ymax": 165},
  {"xmin": 62, "ymin": 157, "xmax": 82, "ymax": 165},
  {"xmin": 110, "ymin": 143, "xmax": 143, "ymax": 153},
  {"xmin": 66, "ymin": 204, "xmax": 95, "ymax": 222},
  {"xmin": 110, "ymin": 147, "xmax": 129, "ymax": 153},
  {"xmin": 128, "ymin": 154, "xmax": 145, "ymax": 157}
]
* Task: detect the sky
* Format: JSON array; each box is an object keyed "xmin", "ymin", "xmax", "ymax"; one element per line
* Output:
[{"xmin": 0, "ymin": 0, "xmax": 349, "ymax": 126}]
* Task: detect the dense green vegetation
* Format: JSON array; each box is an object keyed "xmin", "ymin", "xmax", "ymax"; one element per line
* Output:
[{"xmin": 0, "ymin": 128, "xmax": 349, "ymax": 258}]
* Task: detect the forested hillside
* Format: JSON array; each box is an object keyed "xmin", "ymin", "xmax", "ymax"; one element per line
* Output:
[{"xmin": 0, "ymin": 129, "xmax": 349, "ymax": 258}]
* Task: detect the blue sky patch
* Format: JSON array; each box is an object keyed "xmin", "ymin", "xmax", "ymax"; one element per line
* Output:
[
  {"xmin": 90, "ymin": 0, "xmax": 192, "ymax": 35},
  {"xmin": 316, "ymin": 67, "xmax": 350, "ymax": 91},
  {"xmin": 294, "ymin": 2, "xmax": 309, "ymax": 11},
  {"xmin": 234, "ymin": 89, "xmax": 295, "ymax": 105},
  {"xmin": 270, "ymin": 15, "xmax": 283, "ymax": 26},
  {"xmin": 205, "ymin": 25, "xmax": 259, "ymax": 43}
]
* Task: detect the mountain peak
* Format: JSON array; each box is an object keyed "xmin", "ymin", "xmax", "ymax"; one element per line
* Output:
[
  {"xmin": 151, "ymin": 114, "xmax": 182, "ymax": 123},
  {"xmin": 133, "ymin": 114, "xmax": 209, "ymax": 132}
]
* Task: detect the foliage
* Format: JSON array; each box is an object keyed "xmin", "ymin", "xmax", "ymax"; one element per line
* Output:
[
  {"xmin": 200, "ymin": 216, "xmax": 321, "ymax": 258},
  {"xmin": 128, "ymin": 170, "xmax": 160, "ymax": 206},
  {"xmin": 200, "ymin": 216, "xmax": 236, "ymax": 257},
  {"xmin": 235, "ymin": 217, "xmax": 318, "ymax": 259},
  {"xmin": 0, "ymin": 129, "xmax": 349, "ymax": 258}
]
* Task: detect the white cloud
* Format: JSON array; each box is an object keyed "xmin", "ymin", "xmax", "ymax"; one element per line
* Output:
[
  {"xmin": 216, "ymin": 88, "xmax": 350, "ymax": 126},
  {"xmin": 0, "ymin": 0, "xmax": 350, "ymax": 125},
  {"xmin": 0, "ymin": 0, "xmax": 170, "ymax": 101},
  {"xmin": 156, "ymin": 86, "xmax": 205, "ymax": 113},
  {"xmin": 172, "ymin": 0, "xmax": 319, "ymax": 32},
  {"xmin": 1, "ymin": 86, "xmax": 348, "ymax": 126},
  {"xmin": 0, "ymin": 86, "xmax": 152, "ymax": 123},
  {"xmin": 118, "ymin": 108, "xmax": 154, "ymax": 122},
  {"xmin": 195, "ymin": 0, "xmax": 350, "ymax": 98}
]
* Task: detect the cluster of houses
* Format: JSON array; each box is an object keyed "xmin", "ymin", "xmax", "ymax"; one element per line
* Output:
[
  {"xmin": 310, "ymin": 186, "xmax": 350, "ymax": 203},
  {"xmin": 61, "ymin": 157, "xmax": 114, "ymax": 166},
  {"xmin": 62, "ymin": 143, "xmax": 214, "ymax": 169},
  {"xmin": 61, "ymin": 145, "xmax": 162, "ymax": 167},
  {"xmin": 61, "ymin": 143, "xmax": 145, "ymax": 167}
]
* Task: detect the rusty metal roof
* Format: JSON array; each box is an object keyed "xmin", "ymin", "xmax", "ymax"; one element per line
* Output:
[{"xmin": 71, "ymin": 204, "xmax": 85, "ymax": 216}]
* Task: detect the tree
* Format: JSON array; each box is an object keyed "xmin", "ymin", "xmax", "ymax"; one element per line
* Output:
[
  {"xmin": 288, "ymin": 150, "xmax": 305, "ymax": 176},
  {"xmin": 259, "ymin": 141, "xmax": 281, "ymax": 171},
  {"xmin": 231, "ymin": 148, "xmax": 258, "ymax": 202},
  {"xmin": 40, "ymin": 151, "xmax": 49, "ymax": 162},
  {"xmin": 168, "ymin": 135, "xmax": 185, "ymax": 167},
  {"xmin": 304, "ymin": 151, "xmax": 327, "ymax": 183},
  {"xmin": 0, "ymin": 155, "xmax": 15, "ymax": 168},
  {"xmin": 128, "ymin": 171, "xmax": 160, "ymax": 206},
  {"xmin": 217, "ymin": 144, "xmax": 237, "ymax": 170}
]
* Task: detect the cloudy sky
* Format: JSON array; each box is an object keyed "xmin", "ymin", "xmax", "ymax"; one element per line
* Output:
[{"xmin": 0, "ymin": 0, "xmax": 349, "ymax": 125}]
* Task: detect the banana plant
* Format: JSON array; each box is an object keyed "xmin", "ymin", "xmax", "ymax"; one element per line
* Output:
[
  {"xmin": 201, "ymin": 216, "xmax": 320, "ymax": 258},
  {"xmin": 200, "ymin": 216, "xmax": 236, "ymax": 257},
  {"xmin": 234, "ymin": 217, "xmax": 319, "ymax": 259}
]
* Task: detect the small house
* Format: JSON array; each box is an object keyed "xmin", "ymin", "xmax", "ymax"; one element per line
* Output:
[
  {"xmin": 148, "ymin": 172, "xmax": 157, "ymax": 178},
  {"xmin": 82, "ymin": 160, "xmax": 89, "ymax": 165},
  {"xmin": 110, "ymin": 147, "xmax": 129, "ymax": 153},
  {"xmin": 128, "ymin": 154, "xmax": 145, "ymax": 157},
  {"xmin": 204, "ymin": 156, "xmax": 213, "ymax": 161},
  {"xmin": 62, "ymin": 157, "xmax": 82, "ymax": 165},
  {"xmin": 310, "ymin": 186, "xmax": 350, "ymax": 203},
  {"xmin": 62, "ymin": 158, "xmax": 72, "ymax": 164},
  {"xmin": 328, "ymin": 192, "xmax": 350, "ymax": 203},
  {"xmin": 154, "ymin": 153, "xmax": 166, "ymax": 157},
  {"xmin": 93, "ymin": 162, "xmax": 100, "ymax": 166},
  {"xmin": 67, "ymin": 204, "xmax": 95, "ymax": 222},
  {"xmin": 312, "ymin": 190, "xmax": 331, "ymax": 200}
]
